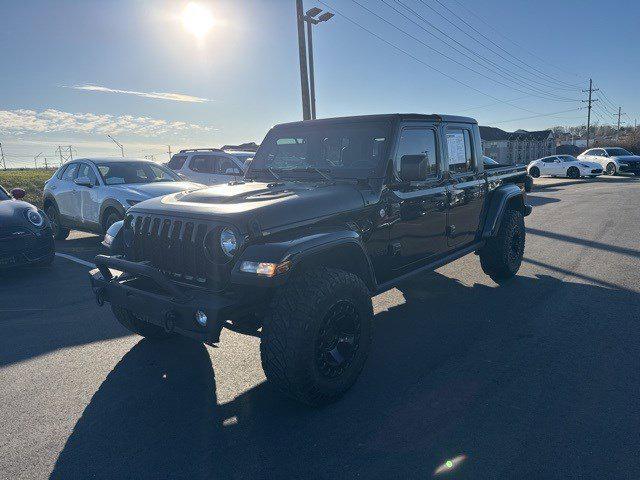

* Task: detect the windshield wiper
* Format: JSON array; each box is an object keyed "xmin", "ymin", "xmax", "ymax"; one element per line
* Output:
[{"xmin": 286, "ymin": 167, "xmax": 333, "ymax": 182}]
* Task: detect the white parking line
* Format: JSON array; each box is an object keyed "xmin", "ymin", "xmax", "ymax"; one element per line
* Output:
[{"xmin": 55, "ymin": 252, "xmax": 96, "ymax": 269}]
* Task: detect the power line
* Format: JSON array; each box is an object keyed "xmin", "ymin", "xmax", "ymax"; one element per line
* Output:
[
  {"xmin": 412, "ymin": 0, "xmax": 580, "ymax": 92},
  {"xmin": 317, "ymin": 0, "xmax": 544, "ymax": 114},
  {"xmin": 382, "ymin": 0, "xmax": 581, "ymax": 102},
  {"xmin": 492, "ymin": 107, "xmax": 584, "ymax": 124},
  {"xmin": 447, "ymin": 0, "xmax": 582, "ymax": 85}
]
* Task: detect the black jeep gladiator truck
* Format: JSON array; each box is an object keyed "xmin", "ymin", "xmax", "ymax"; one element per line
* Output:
[{"xmin": 91, "ymin": 114, "xmax": 531, "ymax": 406}]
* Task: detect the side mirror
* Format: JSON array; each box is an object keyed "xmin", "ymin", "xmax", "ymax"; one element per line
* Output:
[
  {"xmin": 74, "ymin": 176, "xmax": 93, "ymax": 188},
  {"xmin": 10, "ymin": 188, "xmax": 26, "ymax": 199},
  {"xmin": 399, "ymin": 154, "xmax": 428, "ymax": 182}
]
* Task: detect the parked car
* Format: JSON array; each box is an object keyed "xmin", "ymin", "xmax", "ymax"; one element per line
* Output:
[
  {"xmin": 43, "ymin": 158, "xmax": 204, "ymax": 240},
  {"xmin": 484, "ymin": 156, "xmax": 533, "ymax": 192},
  {"xmin": 166, "ymin": 148, "xmax": 253, "ymax": 185},
  {"xmin": 527, "ymin": 155, "xmax": 602, "ymax": 179},
  {"xmin": 577, "ymin": 147, "xmax": 640, "ymax": 176},
  {"xmin": 0, "ymin": 185, "xmax": 54, "ymax": 268},
  {"xmin": 90, "ymin": 113, "xmax": 531, "ymax": 406}
]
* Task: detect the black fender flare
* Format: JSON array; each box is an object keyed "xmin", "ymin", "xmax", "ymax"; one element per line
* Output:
[
  {"xmin": 99, "ymin": 199, "xmax": 126, "ymax": 229},
  {"xmin": 482, "ymin": 184, "xmax": 531, "ymax": 238},
  {"xmin": 231, "ymin": 229, "xmax": 377, "ymax": 291}
]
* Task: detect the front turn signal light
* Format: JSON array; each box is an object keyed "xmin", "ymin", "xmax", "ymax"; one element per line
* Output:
[{"xmin": 240, "ymin": 260, "xmax": 291, "ymax": 277}]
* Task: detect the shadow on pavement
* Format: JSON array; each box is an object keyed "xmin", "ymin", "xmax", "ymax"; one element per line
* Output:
[
  {"xmin": 50, "ymin": 273, "xmax": 640, "ymax": 479},
  {"xmin": 524, "ymin": 195, "xmax": 560, "ymax": 207},
  {"xmin": 533, "ymin": 175, "xmax": 638, "ymax": 192}
]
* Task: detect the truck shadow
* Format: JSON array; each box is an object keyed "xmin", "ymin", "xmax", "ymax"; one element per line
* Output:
[{"xmin": 50, "ymin": 272, "xmax": 640, "ymax": 479}]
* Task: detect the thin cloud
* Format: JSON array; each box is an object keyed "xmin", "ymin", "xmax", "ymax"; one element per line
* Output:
[
  {"xmin": 65, "ymin": 84, "xmax": 211, "ymax": 103},
  {"xmin": 0, "ymin": 108, "xmax": 217, "ymax": 137}
]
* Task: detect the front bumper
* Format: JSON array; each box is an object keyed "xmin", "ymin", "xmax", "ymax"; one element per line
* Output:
[
  {"xmin": 0, "ymin": 231, "xmax": 54, "ymax": 268},
  {"xmin": 89, "ymin": 255, "xmax": 259, "ymax": 343},
  {"xmin": 618, "ymin": 164, "xmax": 640, "ymax": 174}
]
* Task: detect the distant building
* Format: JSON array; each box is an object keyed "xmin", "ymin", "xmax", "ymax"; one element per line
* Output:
[
  {"xmin": 480, "ymin": 126, "xmax": 555, "ymax": 164},
  {"xmin": 556, "ymin": 144, "xmax": 582, "ymax": 156}
]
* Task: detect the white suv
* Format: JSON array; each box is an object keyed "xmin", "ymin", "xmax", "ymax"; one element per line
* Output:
[{"xmin": 167, "ymin": 149, "xmax": 253, "ymax": 185}]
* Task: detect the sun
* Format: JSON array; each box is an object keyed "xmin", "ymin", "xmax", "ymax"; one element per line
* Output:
[{"xmin": 181, "ymin": 2, "xmax": 214, "ymax": 39}]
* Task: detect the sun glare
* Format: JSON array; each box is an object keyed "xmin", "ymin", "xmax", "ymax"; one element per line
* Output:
[{"xmin": 181, "ymin": 2, "xmax": 214, "ymax": 39}]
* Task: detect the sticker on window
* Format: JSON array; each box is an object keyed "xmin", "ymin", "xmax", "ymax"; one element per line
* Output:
[{"xmin": 446, "ymin": 131, "xmax": 466, "ymax": 165}]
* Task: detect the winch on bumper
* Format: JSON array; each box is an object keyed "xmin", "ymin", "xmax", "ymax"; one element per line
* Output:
[{"xmin": 89, "ymin": 255, "xmax": 254, "ymax": 344}]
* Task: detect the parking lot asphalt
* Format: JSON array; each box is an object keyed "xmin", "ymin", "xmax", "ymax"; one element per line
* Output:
[{"xmin": 1, "ymin": 176, "xmax": 639, "ymax": 479}]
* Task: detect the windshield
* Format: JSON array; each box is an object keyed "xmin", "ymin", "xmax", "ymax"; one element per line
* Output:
[
  {"xmin": 96, "ymin": 161, "xmax": 181, "ymax": 185},
  {"xmin": 0, "ymin": 186, "xmax": 10, "ymax": 200},
  {"xmin": 249, "ymin": 122, "xmax": 391, "ymax": 180},
  {"xmin": 604, "ymin": 148, "xmax": 632, "ymax": 156},
  {"xmin": 560, "ymin": 155, "xmax": 578, "ymax": 162}
]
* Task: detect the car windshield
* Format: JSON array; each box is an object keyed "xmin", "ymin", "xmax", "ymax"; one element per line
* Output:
[
  {"xmin": 248, "ymin": 122, "xmax": 391, "ymax": 180},
  {"xmin": 96, "ymin": 161, "xmax": 181, "ymax": 185},
  {"xmin": 561, "ymin": 156, "xmax": 578, "ymax": 162},
  {"xmin": 604, "ymin": 148, "xmax": 632, "ymax": 156},
  {"xmin": 0, "ymin": 186, "xmax": 10, "ymax": 200}
]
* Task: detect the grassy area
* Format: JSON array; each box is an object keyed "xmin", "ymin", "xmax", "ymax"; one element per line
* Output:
[{"xmin": 0, "ymin": 168, "xmax": 56, "ymax": 209}]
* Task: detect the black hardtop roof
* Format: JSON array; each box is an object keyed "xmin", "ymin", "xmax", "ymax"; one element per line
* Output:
[{"xmin": 273, "ymin": 113, "xmax": 477, "ymax": 129}]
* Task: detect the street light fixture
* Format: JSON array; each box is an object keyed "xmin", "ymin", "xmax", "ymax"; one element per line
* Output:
[{"xmin": 302, "ymin": 6, "xmax": 333, "ymax": 120}]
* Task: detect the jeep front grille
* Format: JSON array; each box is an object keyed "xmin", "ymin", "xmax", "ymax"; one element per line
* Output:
[{"xmin": 127, "ymin": 214, "xmax": 215, "ymax": 285}]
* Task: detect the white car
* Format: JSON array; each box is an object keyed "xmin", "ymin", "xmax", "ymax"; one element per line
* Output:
[
  {"xmin": 42, "ymin": 158, "xmax": 203, "ymax": 239},
  {"xmin": 166, "ymin": 148, "xmax": 253, "ymax": 185},
  {"xmin": 527, "ymin": 155, "xmax": 603, "ymax": 179},
  {"xmin": 577, "ymin": 147, "xmax": 640, "ymax": 176}
]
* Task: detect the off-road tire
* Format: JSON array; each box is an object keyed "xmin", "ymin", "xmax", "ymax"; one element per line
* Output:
[
  {"xmin": 524, "ymin": 175, "xmax": 533, "ymax": 192},
  {"xmin": 479, "ymin": 208, "xmax": 525, "ymax": 282},
  {"xmin": 112, "ymin": 305, "xmax": 174, "ymax": 339},
  {"xmin": 567, "ymin": 166, "xmax": 580, "ymax": 179},
  {"xmin": 260, "ymin": 267, "xmax": 373, "ymax": 406},
  {"xmin": 529, "ymin": 166, "xmax": 540, "ymax": 178},
  {"xmin": 606, "ymin": 162, "xmax": 617, "ymax": 175},
  {"xmin": 45, "ymin": 204, "xmax": 70, "ymax": 240}
]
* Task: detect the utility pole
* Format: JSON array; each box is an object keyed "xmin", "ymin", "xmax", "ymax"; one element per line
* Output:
[
  {"xmin": 57, "ymin": 146, "xmax": 63, "ymax": 165},
  {"xmin": 34, "ymin": 152, "xmax": 43, "ymax": 169},
  {"xmin": 0, "ymin": 143, "xmax": 6, "ymax": 170},
  {"xmin": 107, "ymin": 134, "xmax": 124, "ymax": 157},
  {"xmin": 582, "ymin": 78, "xmax": 598, "ymax": 148},
  {"xmin": 167, "ymin": 145, "xmax": 172, "ymax": 161},
  {"xmin": 68, "ymin": 145, "xmax": 74, "ymax": 161},
  {"xmin": 617, "ymin": 107, "xmax": 623, "ymax": 140},
  {"xmin": 303, "ymin": 7, "xmax": 334, "ymax": 120},
  {"xmin": 296, "ymin": 0, "xmax": 311, "ymax": 120}
]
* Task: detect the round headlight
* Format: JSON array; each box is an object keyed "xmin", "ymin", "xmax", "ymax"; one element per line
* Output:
[
  {"xmin": 27, "ymin": 210, "xmax": 44, "ymax": 227},
  {"xmin": 220, "ymin": 228, "xmax": 238, "ymax": 257}
]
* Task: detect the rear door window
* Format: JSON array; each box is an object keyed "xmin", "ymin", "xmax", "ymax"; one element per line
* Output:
[
  {"xmin": 216, "ymin": 157, "xmax": 242, "ymax": 175},
  {"xmin": 76, "ymin": 163, "xmax": 98, "ymax": 185},
  {"xmin": 395, "ymin": 127, "xmax": 438, "ymax": 178}
]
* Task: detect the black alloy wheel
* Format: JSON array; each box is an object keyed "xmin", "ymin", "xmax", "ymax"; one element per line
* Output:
[{"xmin": 315, "ymin": 300, "xmax": 361, "ymax": 379}]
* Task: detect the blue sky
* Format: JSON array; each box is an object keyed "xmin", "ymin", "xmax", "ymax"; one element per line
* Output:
[{"xmin": 1, "ymin": 0, "xmax": 638, "ymax": 167}]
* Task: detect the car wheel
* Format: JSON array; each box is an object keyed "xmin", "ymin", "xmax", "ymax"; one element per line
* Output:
[
  {"xmin": 479, "ymin": 208, "xmax": 525, "ymax": 283},
  {"xmin": 103, "ymin": 210, "xmax": 123, "ymax": 233},
  {"xmin": 45, "ymin": 204, "xmax": 70, "ymax": 240},
  {"xmin": 112, "ymin": 305, "xmax": 174, "ymax": 339},
  {"xmin": 606, "ymin": 162, "xmax": 617, "ymax": 175},
  {"xmin": 529, "ymin": 166, "xmax": 540, "ymax": 178},
  {"xmin": 260, "ymin": 267, "xmax": 373, "ymax": 406},
  {"xmin": 567, "ymin": 166, "xmax": 580, "ymax": 179}
]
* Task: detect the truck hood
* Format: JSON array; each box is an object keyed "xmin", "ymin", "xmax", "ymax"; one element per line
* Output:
[
  {"xmin": 109, "ymin": 181, "xmax": 203, "ymax": 199},
  {"xmin": 129, "ymin": 181, "xmax": 367, "ymax": 232}
]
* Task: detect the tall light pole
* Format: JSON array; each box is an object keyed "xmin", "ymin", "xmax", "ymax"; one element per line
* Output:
[
  {"xmin": 107, "ymin": 134, "xmax": 125, "ymax": 157},
  {"xmin": 296, "ymin": 0, "xmax": 312, "ymax": 120},
  {"xmin": 303, "ymin": 8, "xmax": 334, "ymax": 120}
]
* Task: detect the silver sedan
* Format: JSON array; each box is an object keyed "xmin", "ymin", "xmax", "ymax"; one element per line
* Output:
[{"xmin": 43, "ymin": 157, "xmax": 204, "ymax": 239}]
